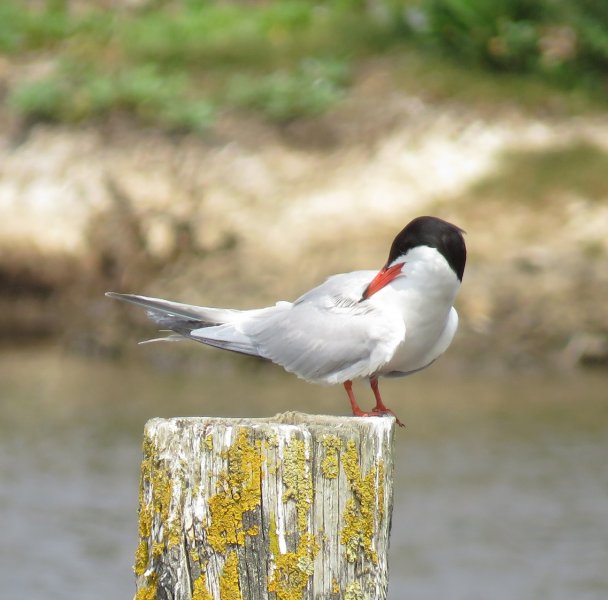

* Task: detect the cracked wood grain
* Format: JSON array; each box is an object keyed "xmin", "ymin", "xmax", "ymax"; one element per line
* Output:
[{"xmin": 134, "ymin": 412, "xmax": 395, "ymax": 600}]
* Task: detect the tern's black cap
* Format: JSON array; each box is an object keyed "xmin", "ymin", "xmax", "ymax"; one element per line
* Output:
[{"xmin": 387, "ymin": 216, "xmax": 466, "ymax": 281}]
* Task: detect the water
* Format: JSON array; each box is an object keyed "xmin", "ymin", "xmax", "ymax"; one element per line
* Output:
[{"xmin": 1, "ymin": 346, "xmax": 607, "ymax": 600}]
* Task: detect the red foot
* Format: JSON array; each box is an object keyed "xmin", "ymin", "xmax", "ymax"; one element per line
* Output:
[
  {"xmin": 350, "ymin": 406, "xmax": 405, "ymax": 428},
  {"xmin": 370, "ymin": 377, "xmax": 405, "ymax": 427},
  {"xmin": 343, "ymin": 380, "xmax": 405, "ymax": 427}
]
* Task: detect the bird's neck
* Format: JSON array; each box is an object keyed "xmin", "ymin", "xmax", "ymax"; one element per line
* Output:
[{"xmin": 393, "ymin": 246, "xmax": 461, "ymax": 304}]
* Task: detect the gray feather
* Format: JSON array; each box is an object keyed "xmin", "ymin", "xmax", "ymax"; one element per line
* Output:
[
  {"xmin": 238, "ymin": 272, "xmax": 405, "ymax": 384},
  {"xmin": 105, "ymin": 292, "xmax": 238, "ymax": 324},
  {"xmin": 106, "ymin": 291, "xmax": 264, "ymax": 358}
]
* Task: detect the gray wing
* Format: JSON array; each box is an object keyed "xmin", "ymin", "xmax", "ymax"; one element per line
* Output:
[
  {"xmin": 106, "ymin": 292, "xmax": 264, "ymax": 355},
  {"xmin": 241, "ymin": 271, "xmax": 405, "ymax": 384},
  {"xmin": 107, "ymin": 271, "xmax": 405, "ymax": 384},
  {"xmin": 105, "ymin": 292, "xmax": 242, "ymax": 324}
]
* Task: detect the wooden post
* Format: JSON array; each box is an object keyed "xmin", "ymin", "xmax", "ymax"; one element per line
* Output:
[{"xmin": 134, "ymin": 412, "xmax": 395, "ymax": 600}]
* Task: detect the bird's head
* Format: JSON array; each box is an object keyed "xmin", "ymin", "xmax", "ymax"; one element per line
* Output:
[{"xmin": 362, "ymin": 216, "xmax": 466, "ymax": 300}]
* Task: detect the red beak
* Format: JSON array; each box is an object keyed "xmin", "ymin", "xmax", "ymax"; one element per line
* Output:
[{"xmin": 362, "ymin": 262, "xmax": 404, "ymax": 300}]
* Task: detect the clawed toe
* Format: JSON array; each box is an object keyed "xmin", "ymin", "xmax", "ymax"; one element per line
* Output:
[
  {"xmin": 344, "ymin": 379, "xmax": 405, "ymax": 427},
  {"xmin": 371, "ymin": 408, "xmax": 405, "ymax": 428}
]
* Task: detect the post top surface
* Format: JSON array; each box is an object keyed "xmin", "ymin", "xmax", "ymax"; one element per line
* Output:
[{"xmin": 144, "ymin": 411, "xmax": 396, "ymax": 435}]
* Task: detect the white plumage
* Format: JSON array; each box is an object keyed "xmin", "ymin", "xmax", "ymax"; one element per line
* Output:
[{"xmin": 107, "ymin": 216, "xmax": 466, "ymax": 425}]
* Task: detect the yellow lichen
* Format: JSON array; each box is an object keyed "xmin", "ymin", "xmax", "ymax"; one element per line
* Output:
[
  {"xmin": 134, "ymin": 584, "xmax": 156, "ymax": 600},
  {"xmin": 192, "ymin": 572, "xmax": 213, "ymax": 600},
  {"xmin": 377, "ymin": 462, "xmax": 385, "ymax": 521},
  {"xmin": 138, "ymin": 499, "xmax": 153, "ymax": 539},
  {"xmin": 135, "ymin": 429, "xmax": 185, "ymax": 580},
  {"xmin": 320, "ymin": 435, "xmax": 342, "ymax": 479},
  {"xmin": 206, "ymin": 428, "xmax": 262, "ymax": 553},
  {"xmin": 167, "ymin": 524, "xmax": 182, "ymax": 549},
  {"xmin": 282, "ymin": 437, "xmax": 312, "ymax": 533},
  {"xmin": 269, "ymin": 513, "xmax": 280, "ymax": 558},
  {"xmin": 264, "ymin": 432, "xmax": 280, "ymax": 476},
  {"xmin": 267, "ymin": 435, "xmax": 321, "ymax": 598},
  {"xmin": 344, "ymin": 581, "xmax": 365, "ymax": 600},
  {"xmin": 190, "ymin": 548, "xmax": 200, "ymax": 563},
  {"xmin": 204, "ymin": 434, "xmax": 214, "ymax": 451},
  {"xmin": 152, "ymin": 541, "xmax": 164, "ymax": 559},
  {"xmin": 340, "ymin": 440, "xmax": 384, "ymax": 564},
  {"xmin": 134, "ymin": 573, "xmax": 157, "ymax": 600},
  {"xmin": 153, "ymin": 466, "xmax": 173, "ymax": 526},
  {"xmin": 150, "ymin": 449, "xmax": 183, "ymax": 550},
  {"xmin": 265, "ymin": 431, "xmax": 279, "ymax": 448},
  {"xmin": 268, "ymin": 532, "xmax": 319, "ymax": 600},
  {"xmin": 332, "ymin": 577, "xmax": 340, "ymax": 594},
  {"xmin": 134, "ymin": 435, "xmax": 154, "ymax": 576},
  {"xmin": 134, "ymin": 540, "xmax": 149, "ymax": 577},
  {"xmin": 220, "ymin": 551, "xmax": 243, "ymax": 600}
]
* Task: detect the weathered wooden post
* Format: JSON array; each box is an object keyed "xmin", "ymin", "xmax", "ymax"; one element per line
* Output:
[{"xmin": 134, "ymin": 412, "xmax": 395, "ymax": 600}]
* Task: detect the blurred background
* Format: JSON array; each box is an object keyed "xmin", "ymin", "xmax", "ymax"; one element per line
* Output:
[{"xmin": 1, "ymin": 1, "xmax": 607, "ymax": 599}]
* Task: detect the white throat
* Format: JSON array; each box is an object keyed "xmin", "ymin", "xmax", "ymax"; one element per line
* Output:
[{"xmin": 391, "ymin": 245, "xmax": 460, "ymax": 303}]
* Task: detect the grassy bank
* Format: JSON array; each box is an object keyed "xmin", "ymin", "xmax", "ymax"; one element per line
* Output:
[
  {"xmin": 4, "ymin": 1, "xmax": 395, "ymax": 129},
  {"xmin": 3, "ymin": 1, "xmax": 608, "ymax": 131}
]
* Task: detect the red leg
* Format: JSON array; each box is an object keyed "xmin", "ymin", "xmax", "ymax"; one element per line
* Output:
[
  {"xmin": 370, "ymin": 376, "xmax": 389, "ymax": 412},
  {"xmin": 343, "ymin": 380, "xmax": 368, "ymax": 417},
  {"xmin": 370, "ymin": 377, "xmax": 405, "ymax": 427}
]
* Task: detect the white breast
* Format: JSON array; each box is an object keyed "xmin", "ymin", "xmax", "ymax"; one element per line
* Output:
[{"xmin": 371, "ymin": 245, "xmax": 461, "ymax": 376}]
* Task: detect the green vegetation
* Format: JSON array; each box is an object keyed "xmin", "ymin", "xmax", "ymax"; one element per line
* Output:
[
  {"xmin": 227, "ymin": 59, "xmax": 351, "ymax": 121},
  {"xmin": 5, "ymin": 1, "xmax": 396, "ymax": 129},
  {"xmin": 467, "ymin": 141, "xmax": 608, "ymax": 205},
  {"xmin": 409, "ymin": 0, "xmax": 608, "ymax": 89},
  {"xmin": 4, "ymin": 1, "xmax": 608, "ymax": 131},
  {"xmin": 10, "ymin": 62, "xmax": 216, "ymax": 131},
  {"xmin": 10, "ymin": 75, "xmax": 169, "ymax": 133}
]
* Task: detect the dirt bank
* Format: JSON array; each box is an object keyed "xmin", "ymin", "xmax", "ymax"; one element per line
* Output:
[{"xmin": 2, "ymin": 66, "xmax": 607, "ymax": 370}]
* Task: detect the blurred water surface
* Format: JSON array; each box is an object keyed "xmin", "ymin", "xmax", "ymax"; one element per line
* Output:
[{"xmin": 0, "ymin": 347, "xmax": 606, "ymax": 600}]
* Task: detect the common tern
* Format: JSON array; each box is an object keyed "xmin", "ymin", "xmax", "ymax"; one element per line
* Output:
[{"xmin": 107, "ymin": 215, "xmax": 466, "ymax": 426}]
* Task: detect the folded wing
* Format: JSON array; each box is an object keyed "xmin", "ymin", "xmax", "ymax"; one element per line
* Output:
[
  {"xmin": 238, "ymin": 271, "xmax": 405, "ymax": 383},
  {"xmin": 107, "ymin": 270, "xmax": 405, "ymax": 384}
]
